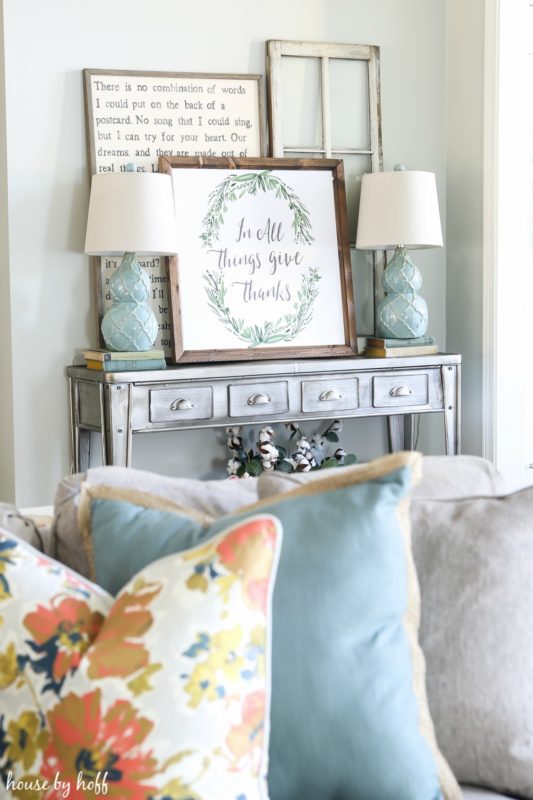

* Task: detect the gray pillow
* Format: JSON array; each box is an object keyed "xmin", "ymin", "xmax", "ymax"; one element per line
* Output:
[
  {"xmin": 53, "ymin": 467, "xmax": 258, "ymax": 577},
  {"xmin": 411, "ymin": 486, "xmax": 533, "ymax": 799},
  {"xmin": 0, "ymin": 502, "xmax": 53, "ymax": 554},
  {"xmin": 411, "ymin": 455, "xmax": 507, "ymax": 499},
  {"xmin": 259, "ymin": 455, "xmax": 506, "ymax": 501}
]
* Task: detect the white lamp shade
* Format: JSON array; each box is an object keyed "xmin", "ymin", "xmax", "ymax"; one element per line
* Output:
[
  {"xmin": 84, "ymin": 172, "xmax": 179, "ymax": 256},
  {"xmin": 356, "ymin": 170, "xmax": 443, "ymax": 250}
]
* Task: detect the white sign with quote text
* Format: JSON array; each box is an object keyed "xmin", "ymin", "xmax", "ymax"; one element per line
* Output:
[
  {"xmin": 84, "ymin": 70, "xmax": 263, "ymax": 355},
  {"xmin": 168, "ymin": 165, "xmax": 355, "ymax": 360}
]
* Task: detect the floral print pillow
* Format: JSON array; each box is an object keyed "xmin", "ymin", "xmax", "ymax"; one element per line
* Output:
[{"xmin": 0, "ymin": 514, "xmax": 282, "ymax": 799}]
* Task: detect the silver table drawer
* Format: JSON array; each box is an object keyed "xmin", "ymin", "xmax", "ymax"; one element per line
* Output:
[
  {"xmin": 301, "ymin": 378, "xmax": 359, "ymax": 413},
  {"xmin": 228, "ymin": 381, "xmax": 289, "ymax": 417},
  {"xmin": 372, "ymin": 373, "xmax": 429, "ymax": 408},
  {"xmin": 149, "ymin": 386, "xmax": 213, "ymax": 422}
]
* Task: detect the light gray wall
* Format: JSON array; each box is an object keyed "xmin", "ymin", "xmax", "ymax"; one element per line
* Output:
[
  {"xmin": 445, "ymin": 0, "xmax": 485, "ymax": 456},
  {"xmin": 0, "ymin": 0, "xmax": 447, "ymax": 505},
  {"xmin": 0, "ymin": 0, "xmax": 14, "ymax": 502}
]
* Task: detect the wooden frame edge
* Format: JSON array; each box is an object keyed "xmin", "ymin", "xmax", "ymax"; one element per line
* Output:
[{"xmin": 159, "ymin": 155, "xmax": 357, "ymax": 363}]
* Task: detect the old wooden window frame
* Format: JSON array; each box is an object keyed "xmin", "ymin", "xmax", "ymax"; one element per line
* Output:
[{"xmin": 266, "ymin": 40, "xmax": 384, "ymax": 330}]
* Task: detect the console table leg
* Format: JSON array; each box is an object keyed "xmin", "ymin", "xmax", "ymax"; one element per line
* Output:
[
  {"xmin": 69, "ymin": 378, "xmax": 91, "ymax": 473},
  {"xmin": 403, "ymin": 414, "xmax": 416, "ymax": 449},
  {"xmin": 388, "ymin": 414, "xmax": 416, "ymax": 452},
  {"xmin": 442, "ymin": 365, "xmax": 461, "ymax": 455},
  {"xmin": 104, "ymin": 383, "xmax": 132, "ymax": 467},
  {"xmin": 78, "ymin": 430, "xmax": 91, "ymax": 473},
  {"xmin": 388, "ymin": 415, "xmax": 403, "ymax": 451}
]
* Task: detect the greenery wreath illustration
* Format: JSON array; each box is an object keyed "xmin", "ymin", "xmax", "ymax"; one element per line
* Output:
[
  {"xmin": 200, "ymin": 171, "xmax": 320, "ymax": 347},
  {"xmin": 200, "ymin": 171, "xmax": 314, "ymax": 248},
  {"xmin": 203, "ymin": 266, "xmax": 321, "ymax": 347}
]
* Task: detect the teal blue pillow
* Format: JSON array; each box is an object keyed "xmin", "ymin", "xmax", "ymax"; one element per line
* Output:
[{"xmin": 80, "ymin": 453, "xmax": 460, "ymax": 800}]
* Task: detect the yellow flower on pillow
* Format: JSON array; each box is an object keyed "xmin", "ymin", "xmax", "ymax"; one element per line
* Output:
[
  {"xmin": 182, "ymin": 626, "xmax": 245, "ymax": 708},
  {"xmin": 0, "ymin": 641, "xmax": 18, "ymax": 688},
  {"xmin": 6, "ymin": 711, "xmax": 48, "ymax": 771},
  {"xmin": 210, "ymin": 627, "xmax": 246, "ymax": 682}
]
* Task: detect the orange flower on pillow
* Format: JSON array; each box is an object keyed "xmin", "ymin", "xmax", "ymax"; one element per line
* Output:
[
  {"xmin": 23, "ymin": 597, "xmax": 104, "ymax": 694},
  {"xmin": 86, "ymin": 579, "xmax": 162, "ymax": 681},
  {"xmin": 217, "ymin": 517, "xmax": 278, "ymax": 612},
  {"xmin": 42, "ymin": 689, "xmax": 157, "ymax": 800},
  {"xmin": 226, "ymin": 690, "xmax": 266, "ymax": 774}
]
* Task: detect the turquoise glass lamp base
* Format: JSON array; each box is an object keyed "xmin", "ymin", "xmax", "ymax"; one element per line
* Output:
[
  {"xmin": 376, "ymin": 246, "xmax": 428, "ymax": 339},
  {"xmin": 101, "ymin": 252, "xmax": 158, "ymax": 351}
]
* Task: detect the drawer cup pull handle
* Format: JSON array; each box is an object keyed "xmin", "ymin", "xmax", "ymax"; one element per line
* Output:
[
  {"xmin": 170, "ymin": 398, "xmax": 194, "ymax": 411},
  {"xmin": 247, "ymin": 393, "xmax": 271, "ymax": 406},
  {"xmin": 390, "ymin": 386, "xmax": 412, "ymax": 398},
  {"xmin": 319, "ymin": 389, "xmax": 343, "ymax": 402}
]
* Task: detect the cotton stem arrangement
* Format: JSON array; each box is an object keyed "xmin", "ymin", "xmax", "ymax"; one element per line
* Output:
[{"xmin": 225, "ymin": 421, "xmax": 356, "ymax": 478}]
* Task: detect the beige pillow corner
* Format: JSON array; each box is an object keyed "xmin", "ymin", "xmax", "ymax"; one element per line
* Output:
[{"xmin": 53, "ymin": 466, "xmax": 258, "ymax": 578}]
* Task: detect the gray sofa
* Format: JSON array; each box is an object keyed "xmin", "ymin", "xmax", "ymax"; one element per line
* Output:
[{"xmin": 5, "ymin": 454, "xmax": 531, "ymax": 800}]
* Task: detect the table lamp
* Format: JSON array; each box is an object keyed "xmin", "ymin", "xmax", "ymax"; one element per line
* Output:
[
  {"xmin": 356, "ymin": 165, "xmax": 443, "ymax": 339},
  {"xmin": 85, "ymin": 170, "xmax": 178, "ymax": 351}
]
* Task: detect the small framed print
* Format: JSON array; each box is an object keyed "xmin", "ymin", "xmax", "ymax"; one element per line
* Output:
[{"xmin": 159, "ymin": 156, "xmax": 357, "ymax": 363}]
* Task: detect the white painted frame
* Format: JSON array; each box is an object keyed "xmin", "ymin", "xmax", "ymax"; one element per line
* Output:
[
  {"xmin": 267, "ymin": 41, "xmax": 382, "ymax": 165},
  {"xmin": 483, "ymin": 0, "xmax": 532, "ymax": 487}
]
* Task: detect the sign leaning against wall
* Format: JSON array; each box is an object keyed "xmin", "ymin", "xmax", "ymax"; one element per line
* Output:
[
  {"xmin": 83, "ymin": 68, "xmax": 265, "ymax": 356},
  {"xmin": 159, "ymin": 156, "xmax": 357, "ymax": 363}
]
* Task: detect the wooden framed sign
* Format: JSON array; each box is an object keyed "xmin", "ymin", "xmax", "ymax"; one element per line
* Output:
[
  {"xmin": 159, "ymin": 156, "xmax": 357, "ymax": 362},
  {"xmin": 83, "ymin": 69, "xmax": 264, "ymax": 356}
]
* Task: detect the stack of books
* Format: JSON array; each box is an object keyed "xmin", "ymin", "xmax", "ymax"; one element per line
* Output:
[
  {"xmin": 83, "ymin": 349, "xmax": 167, "ymax": 372},
  {"xmin": 364, "ymin": 335, "xmax": 438, "ymax": 358}
]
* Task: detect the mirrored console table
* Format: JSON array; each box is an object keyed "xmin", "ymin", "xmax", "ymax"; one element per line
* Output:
[{"xmin": 67, "ymin": 353, "xmax": 461, "ymax": 472}]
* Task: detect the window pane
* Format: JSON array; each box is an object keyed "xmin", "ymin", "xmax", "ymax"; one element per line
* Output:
[
  {"xmin": 282, "ymin": 149, "xmax": 326, "ymax": 158},
  {"xmin": 352, "ymin": 247, "xmax": 374, "ymax": 335},
  {"xmin": 340, "ymin": 153, "xmax": 372, "ymax": 243},
  {"xmin": 281, "ymin": 57, "xmax": 323, "ymax": 149},
  {"xmin": 329, "ymin": 59, "xmax": 370, "ymax": 151}
]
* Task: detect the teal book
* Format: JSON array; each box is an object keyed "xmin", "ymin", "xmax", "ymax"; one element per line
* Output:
[
  {"xmin": 84, "ymin": 348, "xmax": 165, "ymax": 362},
  {"xmin": 366, "ymin": 335, "xmax": 436, "ymax": 348},
  {"xmin": 86, "ymin": 358, "xmax": 166, "ymax": 372}
]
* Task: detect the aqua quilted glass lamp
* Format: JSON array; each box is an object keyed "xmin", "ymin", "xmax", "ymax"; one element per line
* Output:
[
  {"xmin": 85, "ymin": 170, "xmax": 178, "ymax": 351},
  {"xmin": 356, "ymin": 166, "xmax": 443, "ymax": 339}
]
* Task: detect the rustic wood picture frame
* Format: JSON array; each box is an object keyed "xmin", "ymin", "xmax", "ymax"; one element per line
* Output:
[
  {"xmin": 83, "ymin": 68, "xmax": 265, "ymax": 355},
  {"xmin": 159, "ymin": 155, "xmax": 357, "ymax": 363}
]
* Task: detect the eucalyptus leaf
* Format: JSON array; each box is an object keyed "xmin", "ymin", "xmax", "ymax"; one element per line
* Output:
[
  {"xmin": 277, "ymin": 460, "xmax": 293, "ymax": 473},
  {"xmin": 246, "ymin": 459, "xmax": 263, "ymax": 477}
]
